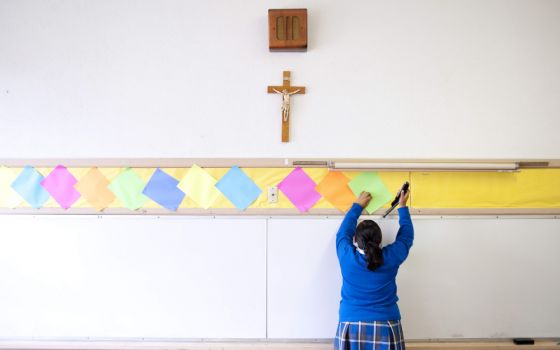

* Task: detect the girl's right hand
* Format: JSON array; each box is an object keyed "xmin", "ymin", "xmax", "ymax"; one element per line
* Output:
[{"xmin": 399, "ymin": 188, "xmax": 410, "ymax": 207}]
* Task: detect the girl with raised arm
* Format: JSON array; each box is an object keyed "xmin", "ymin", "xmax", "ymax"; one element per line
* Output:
[{"xmin": 334, "ymin": 189, "xmax": 413, "ymax": 350}]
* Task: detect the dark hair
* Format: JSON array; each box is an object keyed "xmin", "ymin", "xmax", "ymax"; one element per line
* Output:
[{"xmin": 355, "ymin": 220, "xmax": 383, "ymax": 271}]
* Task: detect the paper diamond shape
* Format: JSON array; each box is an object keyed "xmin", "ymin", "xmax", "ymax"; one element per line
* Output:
[
  {"xmin": 315, "ymin": 171, "xmax": 357, "ymax": 212},
  {"xmin": 178, "ymin": 164, "xmax": 221, "ymax": 209},
  {"xmin": 108, "ymin": 168, "xmax": 149, "ymax": 210},
  {"xmin": 277, "ymin": 167, "xmax": 321, "ymax": 212},
  {"xmin": 11, "ymin": 166, "xmax": 50, "ymax": 208},
  {"xmin": 215, "ymin": 166, "xmax": 262, "ymax": 210},
  {"xmin": 348, "ymin": 172, "xmax": 393, "ymax": 214},
  {"xmin": 40, "ymin": 165, "xmax": 81, "ymax": 209},
  {"xmin": 75, "ymin": 167, "xmax": 116, "ymax": 211},
  {"xmin": 142, "ymin": 168, "xmax": 185, "ymax": 211},
  {"xmin": 0, "ymin": 166, "xmax": 23, "ymax": 208}
]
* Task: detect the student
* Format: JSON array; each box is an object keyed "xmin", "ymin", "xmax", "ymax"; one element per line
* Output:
[{"xmin": 334, "ymin": 189, "xmax": 413, "ymax": 350}]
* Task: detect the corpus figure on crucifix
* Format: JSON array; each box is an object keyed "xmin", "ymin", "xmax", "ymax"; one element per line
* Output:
[{"xmin": 272, "ymin": 88, "xmax": 301, "ymax": 122}]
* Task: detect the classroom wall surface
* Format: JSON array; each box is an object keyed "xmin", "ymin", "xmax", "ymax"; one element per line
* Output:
[
  {"xmin": 1, "ymin": 0, "xmax": 560, "ymax": 159},
  {"xmin": 2, "ymin": 0, "xmax": 560, "ymax": 343}
]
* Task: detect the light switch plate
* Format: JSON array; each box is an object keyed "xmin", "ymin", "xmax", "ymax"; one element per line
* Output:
[{"xmin": 268, "ymin": 186, "xmax": 279, "ymax": 203}]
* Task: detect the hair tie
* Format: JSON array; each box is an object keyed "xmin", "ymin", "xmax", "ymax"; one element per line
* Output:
[{"xmin": 353, "ymin": 240, "xmax": 366, "ymax": 255}]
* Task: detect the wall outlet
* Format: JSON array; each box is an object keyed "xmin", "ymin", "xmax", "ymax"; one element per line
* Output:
[{"xmin": 268, "ymin": 186, "xmax": 279, "ymax": 203}]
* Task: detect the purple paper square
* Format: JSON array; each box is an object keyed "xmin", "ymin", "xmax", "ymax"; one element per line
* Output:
[
  {"xmin": 142, "ymin": 168, "xmax": 185, "ymax": 211},
  {"xmin": 277, "ymin": 167, "xmax": 321, "ymax": 212},
  {"xmin": 40, "ymin": 165, "xmax": 81, "ymax": 209}
]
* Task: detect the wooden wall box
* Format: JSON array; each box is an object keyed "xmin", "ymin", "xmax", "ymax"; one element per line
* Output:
[{"xmin": 268, "ymin": 9, "xmax": 308, "ymax": 51}]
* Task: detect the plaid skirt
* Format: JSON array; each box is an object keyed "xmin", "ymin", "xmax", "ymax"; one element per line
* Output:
[{"xmin": 334, "ymin": 320, "xmax": 405, "ymax": 350}]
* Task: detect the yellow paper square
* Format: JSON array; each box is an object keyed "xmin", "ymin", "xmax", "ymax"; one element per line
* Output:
[
  {"xmin": 0, "ymin": 166, "xmax": 23, "ymax": 208},
  {"xmin": 178, "ymin": 165, "xmax": 221, "ymax": 209}
]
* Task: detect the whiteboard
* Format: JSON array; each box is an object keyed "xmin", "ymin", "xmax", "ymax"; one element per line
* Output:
[
  {"xmin": 0, "ymin": 214, "xmax": 559, "ymax": 340},
  {"xmin": 267, "ymin": 217, "xmax": 560, "ymax": 339},
  {"xmin": 0, "ymin": 216, "xmax": 267, "ymax": 339}
]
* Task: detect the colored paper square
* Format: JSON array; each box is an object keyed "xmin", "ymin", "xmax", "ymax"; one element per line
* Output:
[
  {"xmin": 215, "ymin": 166, "xmax": 262, "ymax": 210},
  {"xmin": 348, "ymin": 172, "xmax": 393, "ymax": 214},
  {"xmin": 315, "ymin": 171, "xmax": 357, "ymax": 212},
  {"xmin": 108, "ymin": 168, "xmax": 149, "ymax": 210},
  {"xmin": 142, "ymin": 168, "xmax": 185, "ymax": 211},
  {"xmin": 75, "ymin": 167, "xmax": 116, "ymax": 211},
  {"xmin": 40, "ymin": 165, "xmax": 81, "ymax": 209},
  {"xmin": 0, "ymin": 166, "xmax": 23, "ymax": 208},
  {"xmin": 11, "ymin": 166, "xmax": 50, "ymax": 208},
  {"xmin": 277, "ymin": 167, "xmax": 321, "ymax": 212},
  {"xmin": 178, "ymin": 164, "xmax": 221, "ymax": 209}
]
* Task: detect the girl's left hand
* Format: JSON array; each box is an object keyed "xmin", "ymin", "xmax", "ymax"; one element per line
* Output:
[{"xmin": 356, "ymin": 191, "xmax": 372, "ymax": 208}]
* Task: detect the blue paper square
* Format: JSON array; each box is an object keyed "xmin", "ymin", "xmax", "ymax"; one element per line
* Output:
[
  {"xmin": 215, "ymin": 166, "xmax": 262, "ymax": 210},
  {"xmin": 11, "ymin": 166, "xmax": 50, "ymax": 208},
  {"xmin": 142, "ymin": 168, "xmax": 185, "ymax": 211}
]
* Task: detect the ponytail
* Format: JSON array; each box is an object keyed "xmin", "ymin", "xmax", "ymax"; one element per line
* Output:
[
  {"xmin": 355, "ymin": 220, "xmax": 384, "ymax": 271},
  {"xmin": 365, "ymin": 241, "xmax": 384, "ymax": 271}
]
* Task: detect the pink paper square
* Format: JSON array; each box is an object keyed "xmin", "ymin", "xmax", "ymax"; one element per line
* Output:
[
  {"xmin": 277, "ymin": 167, "xmax": 321, "ymax": 212},
  {"xmin": 40, "ymin": 165, "xmax": 81, "ymax": 209}
]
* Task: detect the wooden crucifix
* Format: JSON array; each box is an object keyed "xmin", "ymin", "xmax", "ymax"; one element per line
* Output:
[{"xmin": 267, "ymin": 71, "xmax": 306, "ymax": 142}]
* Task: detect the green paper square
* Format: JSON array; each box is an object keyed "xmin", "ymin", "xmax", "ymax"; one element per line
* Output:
[
  {"xmin": 348, "ymin": 172, "xmax": 393, "ymax": 214},
  {"xmin": 108, "ymin": 168, "xmax": 149, "ymax": 210}
]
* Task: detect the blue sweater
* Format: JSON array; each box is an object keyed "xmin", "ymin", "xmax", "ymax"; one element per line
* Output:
[{"xmin": 336, "ymin": 203, "xmax": 414, "ymax": 322}]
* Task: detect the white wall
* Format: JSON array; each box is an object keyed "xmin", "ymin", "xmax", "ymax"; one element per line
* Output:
[{"xmin": 1, "ymin": 0, "xmax": 559, "ymax": 159}]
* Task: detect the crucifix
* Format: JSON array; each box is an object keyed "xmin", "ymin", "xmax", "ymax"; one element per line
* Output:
[{"xmin": 267, "ymin": 71, "xmax": 306, "ymax": 142}]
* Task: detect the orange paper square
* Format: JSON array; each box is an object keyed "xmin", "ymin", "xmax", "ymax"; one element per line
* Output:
[
  {"xmin": 75, "ymin": 167, "xmax": 116, "ymax": 211},
  {"xmin": 315, "ymin": 171, "xmax": 357, "ymax": 212}
]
